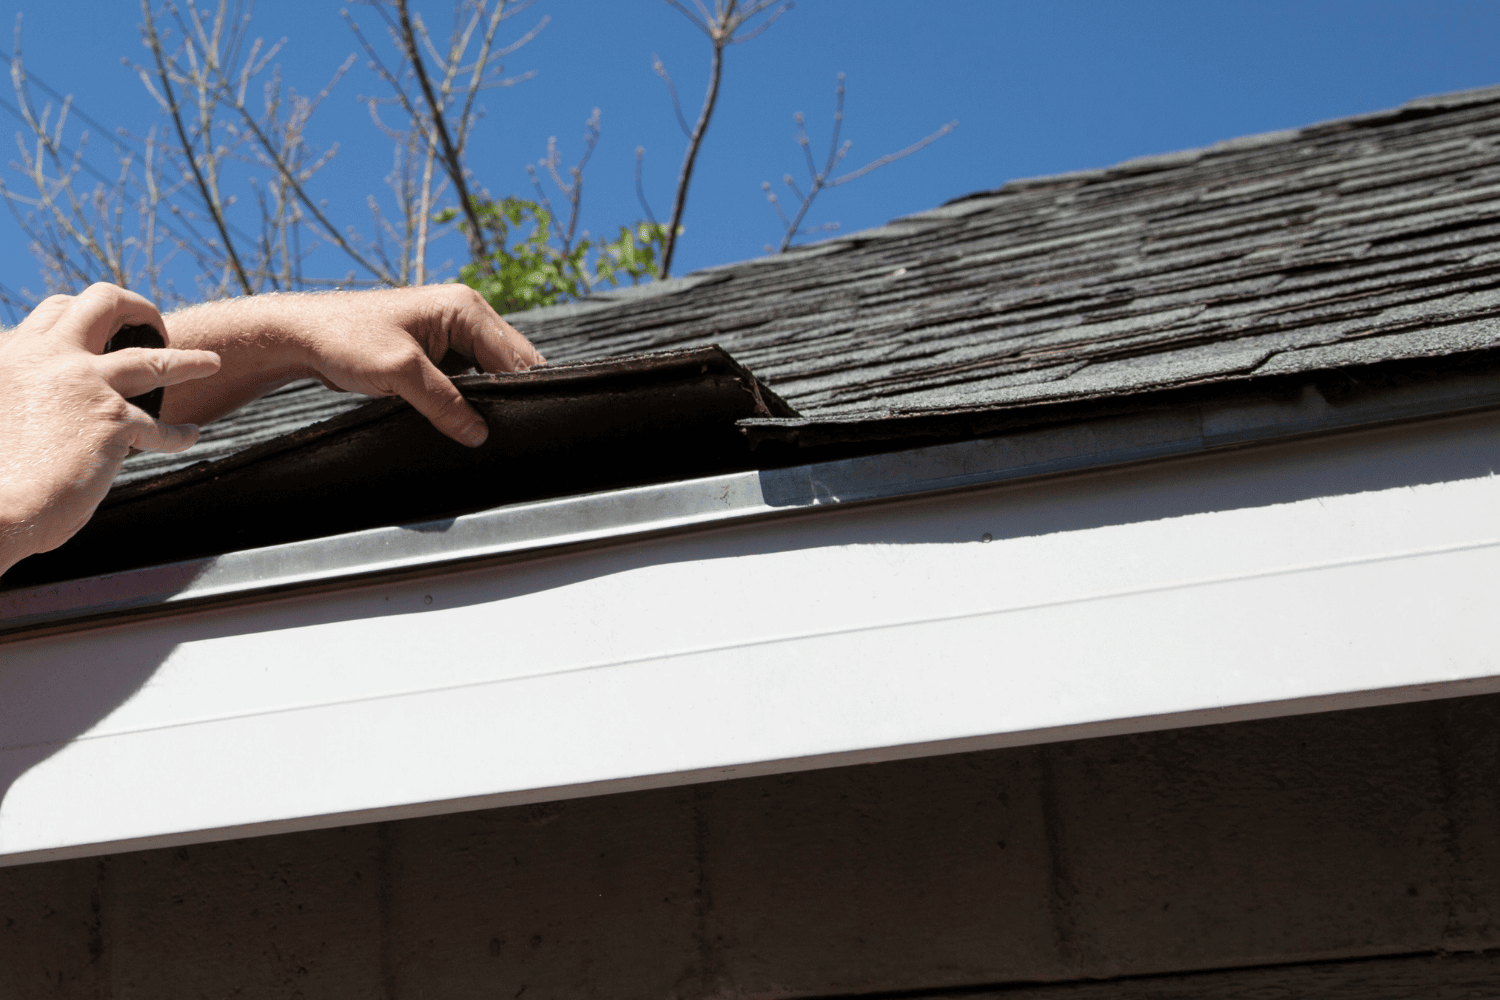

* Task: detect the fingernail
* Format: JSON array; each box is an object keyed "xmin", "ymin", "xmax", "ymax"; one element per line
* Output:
[{"xmin": 461, "ymin": 421, "xmax": 489, "ymax": 448}]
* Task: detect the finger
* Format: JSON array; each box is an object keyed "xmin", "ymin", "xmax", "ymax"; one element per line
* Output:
[
  {"xmin": 387, "ymin": 351, "xmax": 489, "ymax": 447},
  {"xmin": 96, "ymin": 348, "xmax": 222, "ymax": 399},
  {"xmin": 447, "ymin": 293, "xmax": 546, "ymax": 372},
  {"xmin": 123, "ymin": 406, "xmax": 201, "ymax": 454},
  {"xmin": 471, "ymin": 314, "xmax": 546, "ymax": 372},
  {"xmin": 50, "ymin": 282, "xmax": 167, "ymax": 354}
]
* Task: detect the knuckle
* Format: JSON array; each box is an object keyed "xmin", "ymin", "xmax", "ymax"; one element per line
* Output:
[
  {"xmin": 82, "ymin": 281, "xmax": 125, "ymax": 302},
  {"xmin": 98, "ymin": 393, "xmax": 134, "ymax": 424},
  {"xmin": 439, "ymin": 283, "xmax": 490, "ymax": 316},
  {"xmin": 435, "ymin": 282, "xmax": 477, "ymax": 304},
  {"xmin": 376, "ymin": 345, "xmax": 427, "ymax": 380}
]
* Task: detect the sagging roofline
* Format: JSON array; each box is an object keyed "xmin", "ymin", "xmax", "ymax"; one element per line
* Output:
[{"xmin": 4, "ymin": 352, "xmax": 1499, "ymax": 642}]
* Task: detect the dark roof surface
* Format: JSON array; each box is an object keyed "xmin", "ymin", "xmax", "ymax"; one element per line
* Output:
[
  {"xmin": 121, "ymin": 83, "xmax": 1500, "ymax": 483},
  {"xmin": 15, "ymin": 348, "xmax": 788, "ymax": 585}
]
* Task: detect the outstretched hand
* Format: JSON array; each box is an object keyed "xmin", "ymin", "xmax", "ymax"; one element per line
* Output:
[
  {"xmin": 0, "ymin": 283, "xmax": 221, "ymax": 575},
  {"xmin": 160, "ymin": 285, "xmax": 545, "ymax": 446},
  {"xmin": 0, "ymin": 283, "xmax": 542, "ymax": 578}
]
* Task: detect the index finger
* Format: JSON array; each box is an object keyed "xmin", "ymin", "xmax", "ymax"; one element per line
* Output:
[
  {"xmin": 95, "ymin": 347, "xmax": 222, "ymax": 399},
  {"xmin": 49, "ymin": 282, "xmax": 166, "ymax": 355},
  {"xmin": 446, "ymin": 291, "xmax": 546, "ymax": 373},
  {"xmin": 387, "ymin": 351, "xmax": 491, "ymax": 448}
]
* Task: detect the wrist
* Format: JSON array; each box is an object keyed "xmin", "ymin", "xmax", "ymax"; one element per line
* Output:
[
  {"xmin": 0, "ymin": 501, "xmax": 43, "ymax": 580},
  {"xmin": 170, "ymin": 296, "xmax": 318, "ymax": 380},
  {"xmin": 160, "ymin": 295, "xmax": 325, "ymax": 425}
]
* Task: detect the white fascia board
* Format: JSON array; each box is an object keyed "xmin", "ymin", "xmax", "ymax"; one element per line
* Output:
[{"xmin": 1, "ymin": 406, "xmax": 1499, "ymax": 865}]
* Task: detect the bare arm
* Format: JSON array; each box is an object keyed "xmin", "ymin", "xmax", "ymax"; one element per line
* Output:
[
  {"xmin": 1, "ymin": 283, "xmax": 542, "ymax": 579},
  {"xmin": 161, "ymin": 284, "xmax": 545, "ymax": 447},
  {"xmin": 0, "ymin": 285, "xmax": 219, "ymax": 577}
]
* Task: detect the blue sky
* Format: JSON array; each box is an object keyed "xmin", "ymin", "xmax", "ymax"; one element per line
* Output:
[{"xmin": 0, "ymin": 0, "xmax": 1497, "ymax": 310}]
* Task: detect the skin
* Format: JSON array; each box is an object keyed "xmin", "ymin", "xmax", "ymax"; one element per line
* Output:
[{"xmin": 0, "ymin": 282, "xmax": 543, "ymax": 578}]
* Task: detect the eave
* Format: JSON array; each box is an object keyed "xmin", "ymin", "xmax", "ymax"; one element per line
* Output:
[{"xmin": 2, "ymin": 360, "xmax": 1498, "ymax": 866}]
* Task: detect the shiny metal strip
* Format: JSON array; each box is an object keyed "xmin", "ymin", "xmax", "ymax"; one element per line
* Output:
[{"xmin": 3, "ymin": 370, "xmax": 1498, "ymax": 637}]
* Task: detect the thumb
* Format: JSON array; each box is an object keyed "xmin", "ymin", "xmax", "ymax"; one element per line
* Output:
[{"xmin": 122, "ymin": 406, "xmax": 202, "ymax": 454}]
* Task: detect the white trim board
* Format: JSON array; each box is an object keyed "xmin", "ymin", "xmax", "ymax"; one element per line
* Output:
[{"xmin": 2, "ymin": 410, "xmax": 1498, "ymax": 866}]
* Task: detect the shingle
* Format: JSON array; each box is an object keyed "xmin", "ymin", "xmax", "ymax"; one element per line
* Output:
[
  {"xmin": 1253, "ymin": 317, "xmax": 1500, "ymax": 375},
  {"xmin": 118, "ymin": 380, "xmax": 365, "ymax": 484},
  {"xmin": 120, "ymin": 83, "xmax": 1500, "ymax": 482}
]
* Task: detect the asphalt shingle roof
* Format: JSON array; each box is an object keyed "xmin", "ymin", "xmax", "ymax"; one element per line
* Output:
[{"xmin": 121, "ymin": 83, "xmax": 1500, "ymax": 483}]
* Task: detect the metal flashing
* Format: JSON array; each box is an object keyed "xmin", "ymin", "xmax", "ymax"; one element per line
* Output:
[
  {"xmin": 4, "ymin": 363, "xmax": 1499, "ymax": 640},
  {"xmin": 6, "ymin": 346, "xmax": 793, "ymax": 589}
]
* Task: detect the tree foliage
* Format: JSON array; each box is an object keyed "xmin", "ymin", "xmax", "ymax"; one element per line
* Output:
[
  {"xmin": 443, "ymin": 197, "xmax": 667, "ymax": 313},
  {"xmin": 0, "ymin": 0, "xmax": 953, "ymax": 322}
]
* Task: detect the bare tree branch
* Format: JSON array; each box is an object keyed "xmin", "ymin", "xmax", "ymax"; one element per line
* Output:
[
  {"xmin": 394, "ymin": 0, "xmax": 487, "ymax": 266},
  {"xmin": 140, "ymin": 0, "xmax": 253, "ymax": 294},
  {"xmin": 658, "ymin": 36, "xmax": 717, "ymax": 279},
  {"xmin": 657, "ymin": 0, "xmax": 791, "ymax": 277},
  {"xmin": 527, "ymin": 107, "xmax": 600, "ymax": 258},
  {"xmin": 220, "ymin": 66, "xmax": 391, "ymax": 283},
  {"xmin": 635, "ymin": 146, "xmax": 658, "ymax": 227},
  {"xmin": 763, "ymin": 73, "xmax": 956, "ymax": 253},
  {"xmin": 829, "ymin": 119, "xmax": 957, "ymax": 187},
  {"xmin": 726, "ymin": 1, "xmax": 792, "ymax": 44},
  {"xmin": 348, "ymin": 0, "xmax": 541, "ymax": 283},
  {"xmin": 652, "ymin": 54, "xmax": 692, "ymax": 138}
]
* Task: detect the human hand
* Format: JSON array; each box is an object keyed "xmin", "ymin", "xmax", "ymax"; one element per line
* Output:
[
  {"xmin": 0, "ymin": 283, "xmax": 221, "ymax": 575},
  {"xmin": 161, "ymin": 285, "xmax": 545, "ymax": 447}
]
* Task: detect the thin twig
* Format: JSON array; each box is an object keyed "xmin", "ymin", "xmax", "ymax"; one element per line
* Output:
[
  {"xmin": 657, "ymin": 0, "xmax": 791, "ymax": 278},
  {"xmin": 141, "ymin": 0, "xmax": 253, "ymax": 294},
  {"xmin": 764, "ymin": 72, "xmax": 956, "ymax": 252},
  {"xmin": 652, "ymin": 54, "xmax": 692, "ymax": 138},
  {"xmin": 726, "ymin": 1, "xmax": 791, "ymax": 43},
  {"xmin": 635, "ymin": 146, "xmax": 658, "ymax": 227},
  {"xmin": 395, "ymin": 0, "xmax": 487, "ymax": 265},
  {"xmin": 218, "ymin": 58, "xmax": 394, "ymax": 283},
  {"xmin": 659, "ymin": 35, "xmax": 717, "ymax": 279},
  {"xmin": 829, "ymin": 119, "xmax": 957, "ymax": 187}
]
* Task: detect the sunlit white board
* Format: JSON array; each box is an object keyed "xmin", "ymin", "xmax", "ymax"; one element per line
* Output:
[{"xmin": 2, "ymin": 410, "xmax": 1498, "ymax": 866}]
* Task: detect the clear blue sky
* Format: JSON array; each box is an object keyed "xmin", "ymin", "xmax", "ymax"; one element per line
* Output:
[{"xmin": 0, "ymin": 0, "xmax": 1497, "ymax": 310}]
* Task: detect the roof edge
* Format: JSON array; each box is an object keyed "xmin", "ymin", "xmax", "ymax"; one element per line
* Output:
[
  {"xmin": 10, "ymin": 352, "xmax": 1500, "ymax": 640},
  {"xmin": 942, "ymin": 81, "xmax": 1500, "ymax": 207}
]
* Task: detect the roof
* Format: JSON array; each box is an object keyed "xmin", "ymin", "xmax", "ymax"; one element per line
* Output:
[
  {"xmin": 11, "ymin": 347, "xmax": 789, "ymax": 585},
  {"xmin": 121, "ymin": 82, "xmax": 1500, "ymax": 482},
  {"xmin": 16, "ymin": 80, "xmax": 1496, "ymax": 585}
]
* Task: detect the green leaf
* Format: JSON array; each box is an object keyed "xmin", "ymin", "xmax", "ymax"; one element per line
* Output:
[{"xmin": 442, "ymin": 196, "xmax": 666, "ymax": 313}]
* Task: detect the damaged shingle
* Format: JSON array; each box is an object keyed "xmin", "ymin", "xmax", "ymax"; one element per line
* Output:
[
  {"xmin": 15, "ymin": 347, "xmax": 792, "ymax": 585},
  {"xmin": 91, "ymin": 81, "xmax": 1500, "ymax": 539}
]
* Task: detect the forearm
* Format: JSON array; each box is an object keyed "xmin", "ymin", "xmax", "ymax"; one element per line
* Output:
[
  {"xmin": 159, "ymin": 294, "xmax": 321, "ymax": 427},
  {"xmin": 155, "ymin": 285, "xmax": 542, "ymax": 445}
]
